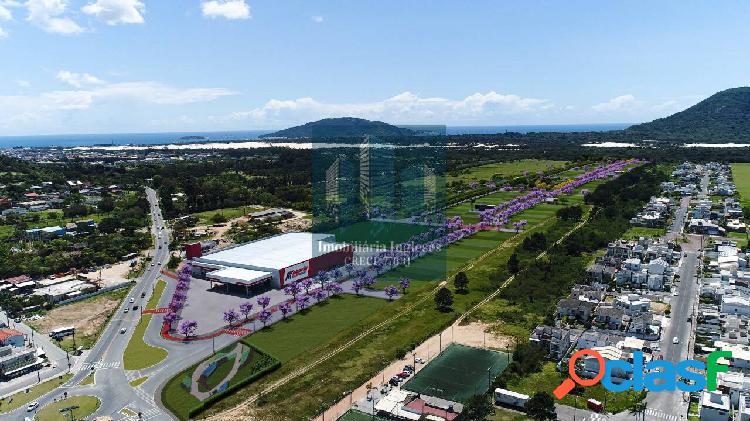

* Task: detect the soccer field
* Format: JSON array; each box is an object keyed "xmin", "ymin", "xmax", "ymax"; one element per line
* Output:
[
  {"xmin": 731, "ymin": 163, "xmax": 750, "ymax": 206},
  {"xmin": 403, "ymin": 344, "xmax": 510, "ymax": 403}
]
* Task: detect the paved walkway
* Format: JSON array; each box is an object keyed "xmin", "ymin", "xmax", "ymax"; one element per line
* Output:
[{"xmin": 190, "ymin": 343, "xmax": 247, "ymax": 400}]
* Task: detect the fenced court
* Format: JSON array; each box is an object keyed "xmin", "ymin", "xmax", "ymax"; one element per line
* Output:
[{"xmin": 403, "ymin": 343, "xmax": 510, "ymax": 403}]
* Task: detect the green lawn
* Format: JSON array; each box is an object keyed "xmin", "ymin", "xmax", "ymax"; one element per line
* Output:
[
  {"xmin": 34, "ymin": 395, "xmax": 100, "ymax": 421},
  {"xmin": 0, "ymin": 225, "xmax": 13, "ymax": 240},
  {"xmin": 0, "ymin": 374, "xmax": 73, "ymax": 414},
  {"xmin": 244, "ymin": 295, "xmax": 389, "ymax": 362},
  {"xmin": 129, "ymin": 376, "xmax": 148, "ymax": 387},
  {"xmin": 449, "ymin": 160, "xmax": 568, "ymax": 183},
  {"xmin": 79, "ymin": 372, "xmax": 95, "ymax": 386},
  {"xmin": 330, "ymin": 220, "xmax": 430, "ymax": 247},
  {"xmin": 731, "ymin": 163, "xmax": 750, "ymax": 206},
  {"xmin": 198, "ymin": 356, "xmax": 236, "ymax": 392},
  {"xmin": 122, "ymin": 280, "xmax": 168, "ymax": 371},
  {"xmin": 623, "ymin": 226, "xmax": 667, "ymax": 240}
]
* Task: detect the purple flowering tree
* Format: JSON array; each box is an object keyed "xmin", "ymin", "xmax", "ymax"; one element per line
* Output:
[
  {"xmin": 163, "ymin": 311, "xmax": 178, "ymax": 327},
  {"xmin": 295, "ymin": 295, "xmax": 310, "ymax": 311},
  {"xmin": 258, "ymin": 309, "xmax": 272, "ymax": 327},
  {"xmin": 179, "ymin": 320, "xmax": 198, "ymax": 337},
  {"xmin": 257, "ymin": 295, "xmax": 271, "ymax": 309},
  {"xmin": 223, "ymin": 308, "xmax": 240, "ymax": 326},
  {"xmin": 344, "ymin": 263, "xmax": 355, "ymax": 277},
  {"xmin": 239, "ymin": 302, "xmax": 254, "ymax": 320},
  {"xmin": 399, "ymin": 277, "xmax": 410, "ymax": 294},
  {"xmin": 384, "ymin": 285, "xmax": 398, "ymax": 301},
  {"xmin": 313, "ymin": 288, "xmax": 326, "ymax": 302},
  {"xmin": 279, "ymin": 302, "xmax": 292, "ymax": 319},
  {"xmin": 300, "ymin": 278, "xmax": 313, "ymax": 294},
  {"xmin": 352, "ymin": 279, "xmax": 364, "ymax": 295}
]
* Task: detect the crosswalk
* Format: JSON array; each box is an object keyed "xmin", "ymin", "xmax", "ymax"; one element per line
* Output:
[
  {"xmin": 80, "ymin": 360, "xmax": 121, "ymax": 370},
  {"xmin": 121, "ymin": 407, "xmax": 163, "ymax": 421},
  {"xmin": 645, "ymin": 408, "xmax": 680, "ymax": 421},
  {"xmin": 583, "ymin": 414, "xmax": 607, "ymax": 421}
]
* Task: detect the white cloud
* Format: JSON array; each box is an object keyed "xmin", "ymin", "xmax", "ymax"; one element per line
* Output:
[
  {"xmin": 591, "ymin": 94, "xmax": 640, "ymax": 112},
  {"xmin": 0, "ymin": 73, "xmax": 234, "ymax": 133},
  {"xmin": 26, "ymin": 0, "xmax": 83, "ymax": 35},
  {"xmin": 56, "ymin": 70, "xmax": 105, "ymax": 88},
  {"xmin": 16, "ymin": 79, "xmax": 31, "ymax": 87},
  {"xmin": 216, "ymin": 91, "xmax": 554, "ymax": 126},
  {"xmin": 201, "ymin": 0, "xmax": 250, "ymax": 20},
  {"xmin": 311, "ymin": 15, "xmax": 323, "ymax": 23},
  {"xmin": 81, "ymin": 0, "xmax": 144, "ymax": 25},
  {"xmin": 0, "ymin": 4, "xmax": 12, "ymax": 20},
  {"xmin": 0, "ymin": 26, "xmax": 7, "ymax": 38}
]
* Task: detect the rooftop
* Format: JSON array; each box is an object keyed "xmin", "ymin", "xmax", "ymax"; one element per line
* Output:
[{"xmin": 193, "ymin": 232, "xmax": 348, "ymax": 271}]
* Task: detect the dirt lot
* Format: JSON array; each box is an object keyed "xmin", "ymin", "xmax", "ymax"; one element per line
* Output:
[{"xmin": 28, "ymin": 288, "xmax": 128, "ymax": 338}]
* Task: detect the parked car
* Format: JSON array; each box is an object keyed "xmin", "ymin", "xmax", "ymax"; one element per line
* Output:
[
  {"xmin": 389, "ymin": 376, "xmax": 401, "ymax": 386},
  {"xmin": 396, "ymin": 371, "xmax": 410, "ymax": 379},
  {"xmin": 403, "ymin": 365, "xmax": 414, "ymax": 373},
  {"xmin": 415, "ymin": 357, "xmax": 425, "ymax": 364}
]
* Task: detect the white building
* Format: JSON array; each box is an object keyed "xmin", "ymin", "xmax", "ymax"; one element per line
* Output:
[
  {"xmin": 191, "ymin": 233, "xmax": 352, "ymax": 290},
  {"xmin": 722, "ymin": 295, "xmax": 750, "ymax": 317},
  {"xmin": 700, "ymin": 391, "xmax": 730, "ymax": 421}
]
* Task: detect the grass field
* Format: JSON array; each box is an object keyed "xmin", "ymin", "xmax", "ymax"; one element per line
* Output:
[
  {"xmin": 123, "ymin": 280, "xmax": 167, "ymax": 371},
  {"xmin": 243, "ymin": 295, "xmax": 389, "ymax": 362},
  {"xmin": 449, "ymin": 160, "xmax": 567, "ymax": 183},
  {"xmin": 622, "ymin": 226, "xmax": 667, "ymax": 239},
  {"xmin": 193, "ymin": 205, "xmax": 263, "ymax": 225},
  {"xmin": 731, "ymin": 163, "xmax": 750, "ymax": 206},
  {"xmin": 506, "ymin": 362, "xmax": 644, "ymax": 414},
  {"xmin": 330, "ymin": 220, "xmax": 430, "ymax": 246},
  {"xmin": 34, "ymin": 395, "xmax": 100, "ymax": 421},
  {"xmin": 0, "ymin": 374, "xmax": 73, "ymax": 414}
]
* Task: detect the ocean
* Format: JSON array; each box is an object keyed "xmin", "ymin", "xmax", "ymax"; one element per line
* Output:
[{"xmin": 0, "ymin": 124, "xmax": 631, "ymax": 148}]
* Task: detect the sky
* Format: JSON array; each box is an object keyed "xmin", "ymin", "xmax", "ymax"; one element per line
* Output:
[{"xmin": 0, "ymin": 0, "xmax": 749, "ymax": 136}]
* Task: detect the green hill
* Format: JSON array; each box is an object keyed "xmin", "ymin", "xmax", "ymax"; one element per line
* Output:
[
  {"xmin": 260, "ymin": 117, "xmax": 416, "ymax": 139},
  {"xmin": 627, "ymin": 87, "xmax": 750, "ymax": 142}
]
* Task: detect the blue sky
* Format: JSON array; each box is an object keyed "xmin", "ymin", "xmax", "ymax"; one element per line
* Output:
[{"xmin": 0, "ymin": 0, "xmax": 749, "ymax": 135}]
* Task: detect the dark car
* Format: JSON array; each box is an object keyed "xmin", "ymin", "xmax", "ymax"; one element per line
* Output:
[
  {"xmin": 389, "ymin": 376, "xmax": 400, "ymax": 386},
  {"xmin": 133, "ymin": 305, "xmax": 139, "ymax": 310}
]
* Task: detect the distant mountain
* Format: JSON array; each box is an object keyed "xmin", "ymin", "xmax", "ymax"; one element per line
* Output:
[
  {"xmin": 260, "ymin": 117, "xmax": 417, "ymax": 139},
  {"xmin": 627, "ymin": 87, "xmax": 750, "ymax": 142}
]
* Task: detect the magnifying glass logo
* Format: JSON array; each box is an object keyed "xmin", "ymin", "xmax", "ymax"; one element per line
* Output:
[{"xmin": 553, "ymin": 349, "xmax": 606, "ymax": 399}]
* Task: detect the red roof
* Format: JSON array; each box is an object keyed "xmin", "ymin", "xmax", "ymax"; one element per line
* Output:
[
  {"xmin": 0, "ymin": 328, "xmax": 23, "ymax": 342},
  {"xmin": 404, "ymin": 399, "xmax": 460, "ymax": 421},
  {"xmin": 2, "ymin": 275, "xmax": 32, "ymax": 285}
]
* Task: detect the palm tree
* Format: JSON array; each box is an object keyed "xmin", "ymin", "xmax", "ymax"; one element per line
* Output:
[{"xmin": 628, "ymin": 401, "xmax": 647, "ymax": 421}]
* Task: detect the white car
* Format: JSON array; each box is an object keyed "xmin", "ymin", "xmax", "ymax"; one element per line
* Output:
[
  {"xmin": 120, "ymin": 328, "xmax": 127, "ymax": 334},
  {"xmin": 672, "ymin": 336, "xmax": 679, "ymax": 344},
  {"xmin": 124, "ymin": 308, "xmax": 129, "ymax": 313},
  {"xmin": 27, "ymin": 402, "xmax": 39, "ymax": 412},
  {"xmin": 129, "ymin": 298, "xmax": 135, "ymax": 303},
  {"xmin": 673, "ymin": 291, "xmax": 679, "ymax": 296}
]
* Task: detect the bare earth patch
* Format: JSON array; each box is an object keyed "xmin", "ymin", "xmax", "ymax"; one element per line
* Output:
[
  {"xmin": 454, "ymin": 321, "xmax": 514, "ymax": 350},
  {"xmin": 28, "ymin": 293, "xmax": 123, "ymax": 337}
]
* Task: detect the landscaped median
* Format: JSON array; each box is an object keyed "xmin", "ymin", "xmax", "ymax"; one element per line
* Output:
[
  {"xmin": 123, "ymin": 279, "xmax": 168, "ymax": 371},
  {"xmin": 0, "ymin": 374, "xmax": 73, "ymax": 414},
  {"xmin": 34, "ymin": 395, "xmax": 100, "ymax": 421}
]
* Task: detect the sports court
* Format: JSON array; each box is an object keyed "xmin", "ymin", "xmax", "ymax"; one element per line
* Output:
[{"xmin": 402, "ymin": 343, "xmax": 510, "ymax": 403}]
